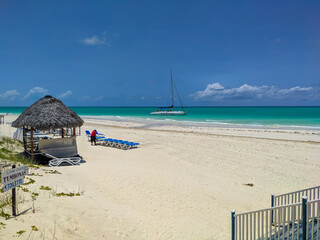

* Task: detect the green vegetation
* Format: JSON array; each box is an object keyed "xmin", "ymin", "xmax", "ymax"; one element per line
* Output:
[
  {"xmin": 0, "ymin": 137, "xmax": 17, "ymax": 149},
  {"xmin": 28, "ymin": 163, "xmax": 42, "ymax": 169},
  {"xmin": 0, "ymin": 137, "xmax": 40, "ymax": 166},
  {"xmin": 39, "ymin": 185, "xmax": 51, "ymax": 191},
  {"xmin": 56, "ymin": 192, "xmax": 81, "ymax": 197},
  {"xmin": 29, "ymin": 172, "xmax": 43, "ymax": 176},
  {"xmin": 21, "ymin": 187, "xmax": 29, "ymax": 192},
  {"xmin": 22, "ymin": 178, "xmax": 35, "ymax": 185},
  {"xmin": 0, "ymin": 201, "xmax": 9, "ymax": 209},
  {"xmin": 0, "ymin": 222, "xmax": 6, "ymax": 230},
  {"xmin": 31, "ymin": 192, "xmax": 39, "ymax": 198},
  {"xmin": 44, "ymin": 169, "xmax": 61, "ymax": 174},
  {"xmin": 0, "ymin": 204, "xmax": 5, "ymax": 209},
  {"xmin": 16, "ymin": 230, "xmax": 26, "ymax": 236},
  {"xmin": 31, "ymin": 225, "xmax": 38, "ymax": 231},
  {"xmin": 0, "ymin": 209, "xmax": 10, "ymax": 219},
  {"xmin": 0, "ymin": 193, "xmax": 11, "ymax": 209}
]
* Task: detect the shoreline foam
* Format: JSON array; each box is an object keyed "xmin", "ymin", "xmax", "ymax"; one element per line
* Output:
[
  {"xmin": 82, "ymin": 116, "xmax": 320, "ymax": 143},
  {"xmin": 81, "ymin": 115, "xmax": 320, "ymax": 131}
]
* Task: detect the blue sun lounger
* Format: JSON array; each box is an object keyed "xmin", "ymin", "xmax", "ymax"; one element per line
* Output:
[
  {"xmin": 123, "ymin": 141, "xmax": 140, "ymax": 149},
  {"xmin": 95, "ymin": 130, "xmax": 105, "ymax": 137},
  {"xmin": 107, "ymin": 139, "xmax": 121, "ymax": 148},
  {"xmin": 101, "ymin": 138, "xmax": 114, "ymax": 146},
  {"xmin": 86, "ymin": 130, "xmax": 106, "ymax": 142},
  {"xmin": 85, "ymin": 130, "xmax": 91, "ymax": 141},
  {"xmin": 101, "ymin": 138, "xmax": 140, "ymax": 150}
]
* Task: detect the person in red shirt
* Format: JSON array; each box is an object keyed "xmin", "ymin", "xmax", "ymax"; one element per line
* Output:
[{"xmin": 91, "ymin": 129, "xmax": 97, "ymax": 145}]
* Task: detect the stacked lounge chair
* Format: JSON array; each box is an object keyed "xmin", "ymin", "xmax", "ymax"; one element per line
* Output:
[
  {"xmin": 101, "ymin": 138, "xmax": 140, "ymax": 150},
  {"xmin": 85, "ymin": 130, "xmax": 91, "ymax": 141},
  {"xmin": 85, "ymin": 130, "xmax": 105, "ymax": 142}
]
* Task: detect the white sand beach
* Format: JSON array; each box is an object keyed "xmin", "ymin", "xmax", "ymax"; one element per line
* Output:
[{"xmin": 0, "ymin": 115, "xmax": 319, "ymax": 239}]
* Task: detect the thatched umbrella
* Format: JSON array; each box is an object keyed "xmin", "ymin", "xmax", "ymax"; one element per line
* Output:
[{"xmin": 12, "ymin": 95, "xmax": 84, "ymax": 157}]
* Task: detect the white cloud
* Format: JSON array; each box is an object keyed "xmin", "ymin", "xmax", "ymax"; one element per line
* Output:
[
  {"xmin": 79, "ymin": 95, "xmax": 103, "ymax": 101},
  {"xmin": 58, "ymin": 90, "xmax": 72, "ymax": 98},
  {"xmin": 93, "ymin": 96, "xmax": 103, "ymax": 101},
  {"xmin": 192, "ymin": 82, "xmax": 319, "ymax": 101},
  {"xmin": 81, "ymin": 35, "xmax": 105, "ymax": 45},
  {"xmin": 23, "ymin": 87, "xmax": 48, "ymax": 100},
  {"xmin": 195, "ymin": 83, "xmax": 224, "ymax": 99},
  {"xmin": 278, "ymin": 86, "xmax": 312, "ymax": 94},
  {"xmin": 80, "ymin": 96, "xmax": 90, "ymax": 101},
  {"xmin": 0, "ymin": 90, "xmax": 20, "ymax": 101},
  {"xmin": 80, "ymin": 32, "xmax": 110, "ymax": 46}
]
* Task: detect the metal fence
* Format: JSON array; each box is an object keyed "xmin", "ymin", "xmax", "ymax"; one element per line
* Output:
[
  {"xmin": 231, "ymin": 197, "xmax": 320, "ymax": 240},
  {"xmin": 272, "ymin": 186, "xmax": 320, "ymax": 207},
  {"xmin": 306, "ymin": 198, "xmax": 320, "ymax": 240}
]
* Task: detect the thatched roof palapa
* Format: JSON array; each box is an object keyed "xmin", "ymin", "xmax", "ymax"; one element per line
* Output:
[{"xmin": 12, "ymin": 95, "xmax": 84, "ymax": 130}]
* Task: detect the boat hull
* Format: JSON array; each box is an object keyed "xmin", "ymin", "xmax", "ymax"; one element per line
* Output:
[{"xmin": 150, "ymin": 111, "xmax": 186, "ymax": 115}]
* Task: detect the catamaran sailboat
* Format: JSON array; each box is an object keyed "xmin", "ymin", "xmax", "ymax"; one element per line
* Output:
[{"xmin": 150, "ymin": 70, "xmax": 186, "ymax": 115}]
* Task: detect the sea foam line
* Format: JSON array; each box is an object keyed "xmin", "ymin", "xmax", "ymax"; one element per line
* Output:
[{"xmin": 80, "ymin": 115, "xmax": 320, "ymax": 131}]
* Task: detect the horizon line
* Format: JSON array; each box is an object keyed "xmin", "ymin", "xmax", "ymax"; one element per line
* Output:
[{"xmin": 0, "ymin": 105, "xmax": 320, "ymax": 108}]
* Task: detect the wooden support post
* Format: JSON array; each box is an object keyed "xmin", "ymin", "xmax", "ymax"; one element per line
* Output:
[
  {"xmin": 73, "ymin": 127, "xmax": 76, "ymax": 136},
  {"xmin": 30, "ymin": 127, "xmax": 34, "ymax": 158},
  {"xmin": 23, "ymin": 127, "xmax": 27, "ymax": 152},
  {"xmin": 12, "ymin": 165, "xmax": 17, "ymax": 216},
  {"xmin": 62, "ymin": 128, "xmax": 64, "ymax": 138}
]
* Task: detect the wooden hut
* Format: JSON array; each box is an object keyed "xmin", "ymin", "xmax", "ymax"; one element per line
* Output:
[{"xmin": 12, "ymin": 95, "xmax": 84, "ymax": 157}]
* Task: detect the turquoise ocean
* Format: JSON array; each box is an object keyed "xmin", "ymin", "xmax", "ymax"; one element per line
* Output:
[{"xmin": 1, "ymin": 106, "xmax": 320, "ymax": 129}]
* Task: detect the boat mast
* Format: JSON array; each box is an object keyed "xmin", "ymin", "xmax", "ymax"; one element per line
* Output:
[{"xmin": 170, "ymin": 69, "xmax": 174, "ymax": 110}]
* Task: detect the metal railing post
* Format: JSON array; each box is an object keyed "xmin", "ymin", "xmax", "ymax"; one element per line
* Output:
[
  {"xmin": 302, "ymin": 196, "xmax": 307, "ymax": 240},
  {"xmin": 271, "ymin": 194, "xmax": 275, "ymax": 225},
  {"xmin": 231, "ymin": 210, "xmax": 235, "ymax": 240}
]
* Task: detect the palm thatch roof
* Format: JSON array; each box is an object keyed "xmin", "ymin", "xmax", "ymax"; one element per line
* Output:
[{"xmin": 12, "ymin": 95, "xmax": 84, "ymax": 130}]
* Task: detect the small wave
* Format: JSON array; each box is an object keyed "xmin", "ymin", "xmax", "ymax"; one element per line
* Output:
[
  {"xmin": 205, "ymin": 120, "xmax": 230, "ymax": 125},
  {"xmin": 164, "ymin": 118, "xmax": 177, "ymax": 122},
  {"xmin": 80, "ymin": 114, "xmax": 320, "ymax": 130}
]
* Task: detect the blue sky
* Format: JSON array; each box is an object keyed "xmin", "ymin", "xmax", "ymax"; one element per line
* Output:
[{"xmin": 0, "ymin": 0, "xmax": 319, "ymax": 106}]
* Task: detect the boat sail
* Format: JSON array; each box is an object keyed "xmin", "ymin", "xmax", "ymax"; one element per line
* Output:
[{"xmin": 150, "ymin": 70, "xmax": 186, "ymax": 115}]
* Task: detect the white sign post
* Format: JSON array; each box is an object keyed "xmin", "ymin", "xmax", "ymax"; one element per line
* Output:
[{"xmin": 1, "ymin": 165, "xmax": 28, "ymax": 216}]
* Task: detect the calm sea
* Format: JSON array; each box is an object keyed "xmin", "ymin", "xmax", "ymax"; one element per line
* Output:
[{"xmin": 1, "ymin": 107, "xmax": 320, "ymax": 129}]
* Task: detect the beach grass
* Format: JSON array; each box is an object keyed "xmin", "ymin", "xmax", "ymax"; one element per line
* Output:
[
  {"xmin": 0, "ymin": 136, "xmax": 40, "ymax": 214},
  {"xmin": 0, "ymin": 136, "xmax": 38, "ymax": 166}
]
